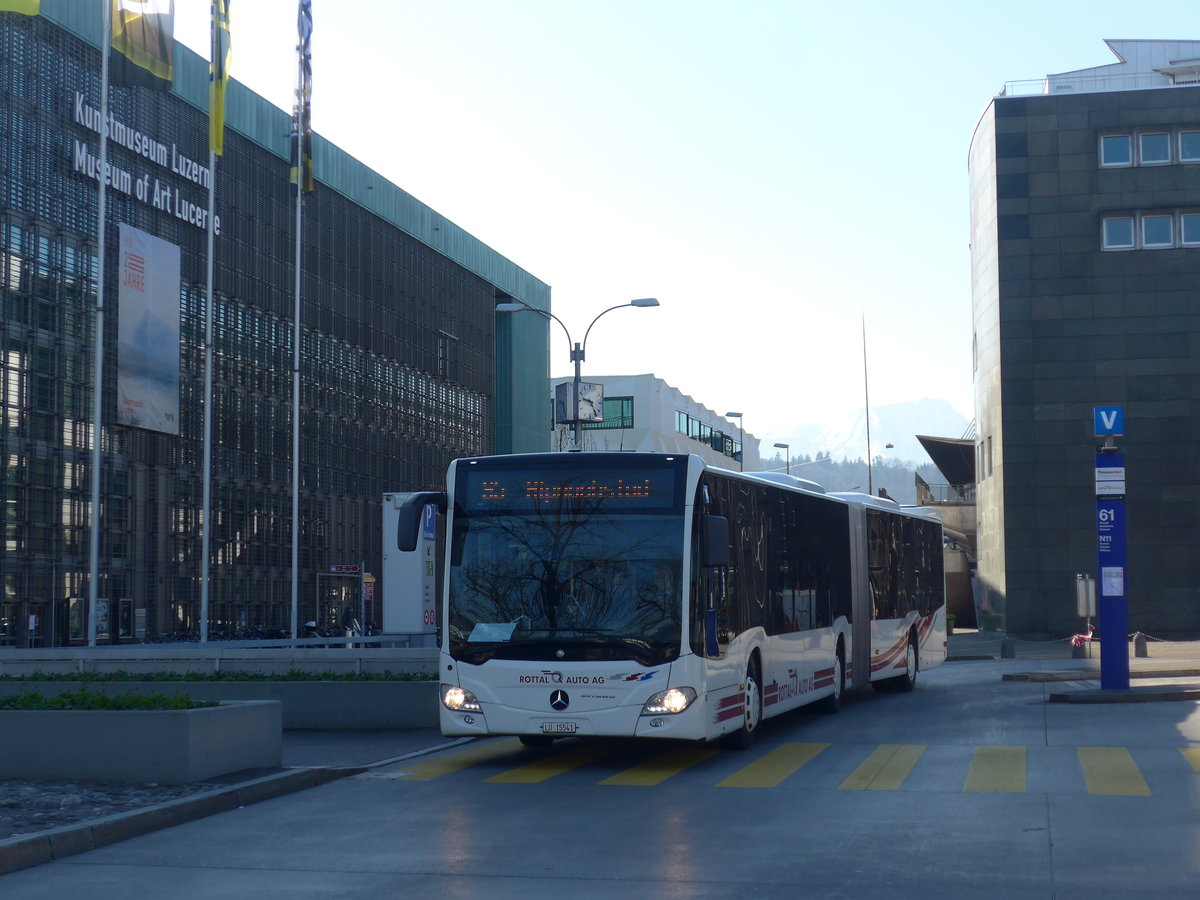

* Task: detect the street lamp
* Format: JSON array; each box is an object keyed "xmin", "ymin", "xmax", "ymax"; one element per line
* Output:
[
  {"xmin": 496, "ymin": 297, "xmax": 659, "ymax": 448},
  {"xmin": 725, "ymin": 412, "xmax": 743, "ymax": 470},
  {"xmin": 773, "ymin": 442, "xmax": 790, "ymax": 475}
]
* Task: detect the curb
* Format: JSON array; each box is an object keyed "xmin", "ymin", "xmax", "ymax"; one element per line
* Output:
[
  {"xmin": 0, "ymin": 765, "xmax": 363, "ymax": 877},
  {"xmin": 1003, "ymin": 668, "xmax": 1200, "ymax": 683},
  {"xmin": 1048, "ymin": 686, "xmax": 1200, "ymax": 704}
]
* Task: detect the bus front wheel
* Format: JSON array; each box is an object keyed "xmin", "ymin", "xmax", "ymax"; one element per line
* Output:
[
  {"xmin": 895, "ymin": 634, "xmax": 918, "ymax": 693},
  {"xmin": 724, "ymin": 659, "xmax": 762, "ymax": 750}
]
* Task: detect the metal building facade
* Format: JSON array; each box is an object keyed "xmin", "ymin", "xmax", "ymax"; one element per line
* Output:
[{"xmin": 0, "ymin": 6, "xmax": 549, "ymax": 646}]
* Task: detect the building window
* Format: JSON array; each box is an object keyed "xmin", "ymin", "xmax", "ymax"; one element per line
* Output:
[
  {"xmin": 1100, "ymin": 134, "xmax": 1132, "ymax": 167},
  {"xmin": 1139, "ymin": 132, "xmax": 1170, "ymax": 164},
  {"xmin": 1142, "ymin": 215, "xmax": 1174, "ymax": 248},
  {"xmin": 582, "ymin": 396, "xmax": 633, "ymax": 430},
  {"xmin": 1182, "ymin": 214, "xmax": 1200, "ymax": 245},
  {"xmin": 675, "ymin": 410, "xmax": 739, "ymax": 461},
  {"xmin": 1102, "ymin": 211, "xmax": 1200, "ymax": 250},
  {"xmin": 1102, "ymin": 217, "xmax": 1135, "ymax": 249},
  {"xmin": 1180, "ymin": 131, "xmax": 1200, "ymax": 161}
]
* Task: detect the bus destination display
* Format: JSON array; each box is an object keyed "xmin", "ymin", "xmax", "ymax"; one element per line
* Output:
[{"xmin": 458, "ymin": 464, "xmax": 682, "ymax": 513}]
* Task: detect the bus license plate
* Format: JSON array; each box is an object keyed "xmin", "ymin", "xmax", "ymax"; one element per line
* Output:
[{"xmin": 540, "ymin": 721, "xmax": 577, "ymax": 734}]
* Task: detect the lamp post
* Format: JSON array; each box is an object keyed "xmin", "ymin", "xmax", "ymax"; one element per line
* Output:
[
  {"xmin": 725, "ymin": 412, "xmax": 743, "ymax": 470},
  {"xmin": 773, "ymin": 442, "xmax": 790, "ymax": 475},
  {"xmin": 497, "ymin": 297, "xmax": 659, "ymax": 448}
]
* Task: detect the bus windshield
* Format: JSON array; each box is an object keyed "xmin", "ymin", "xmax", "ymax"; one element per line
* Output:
[{"xmin": 447, "ymin": 459, "xmax": 686, "ymax": 666}]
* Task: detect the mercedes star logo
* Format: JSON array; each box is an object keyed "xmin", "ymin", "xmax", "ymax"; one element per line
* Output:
[{"xmin": 549, "ymin": 689, "xmax": 570, "ymax": 711}]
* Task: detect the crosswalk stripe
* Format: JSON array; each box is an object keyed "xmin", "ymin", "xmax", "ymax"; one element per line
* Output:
[
  {"xmin": 839, "ymin": 744, "xmax": 927, "ymax": 791},
  {"xmin": 599, "ymin": 746, "xmax": 721, "ymax": 786},
  {"xmin": 1182, "ymin": 748, "xmax": 1200, "ymax": 774},
  {"xmin": 395, "ymin": 738, "xmax": 522, "ymax": 781},
  {"xmin": 717, "ymin": 742, "xmax": 830, "ymax": 788},
  {"xmin": 1077, "ymin": 747, "xmax": 1151, "ymax": 796},
  {"xmin": 964, "ymin": 746, "xmax": 1026, "ymax": 793},
  {"xmin": 486, "ymin": 743, "xmax": 616, "ymax": 783},
  {"xmin": 381, "ymin": 739, "xmax": 1195, "ymax": 795}
]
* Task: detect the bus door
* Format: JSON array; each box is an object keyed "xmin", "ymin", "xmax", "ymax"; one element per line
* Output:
[{"xmin": 695, "ymin": 511, "xmax": 743, "ymax": 696}]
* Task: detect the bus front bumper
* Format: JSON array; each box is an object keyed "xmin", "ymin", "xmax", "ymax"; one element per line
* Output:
[{"xmin": 439, "ymin": 697, "xmax": 710, "ymax": 741}]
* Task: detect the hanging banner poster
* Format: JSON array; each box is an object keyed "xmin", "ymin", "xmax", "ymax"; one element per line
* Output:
[{"xmin": 117, "ymin": 223, "xmax": 180, "ymax": 434}]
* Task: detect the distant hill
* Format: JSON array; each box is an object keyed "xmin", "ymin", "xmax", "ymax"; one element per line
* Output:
[{"xmin": 760, "ymin": 399, "xmax": 971, "ymax": 469}]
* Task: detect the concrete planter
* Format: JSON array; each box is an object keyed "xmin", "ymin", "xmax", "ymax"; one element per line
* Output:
[
  {"xmin": 0, "ymin": 700, "xmax": 281, "ymax": 784},
  {"xmin": 0, "ymin": 681, "xmax": 437, "ymax": 729}
]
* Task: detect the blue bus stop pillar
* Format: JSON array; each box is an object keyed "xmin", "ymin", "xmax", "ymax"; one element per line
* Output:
[{"xmin": 1096, "ymin": 451, "xmax": 1129, "ymax": 691}]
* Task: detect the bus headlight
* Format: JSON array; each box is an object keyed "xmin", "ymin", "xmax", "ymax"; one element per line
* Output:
[
  {"xmin": 441, "ymin": 685, "xmax": 481, "ymax": 712},
  {"xmin": 641, "ymin": 686, "xmax": 697, "ymax": 716}
]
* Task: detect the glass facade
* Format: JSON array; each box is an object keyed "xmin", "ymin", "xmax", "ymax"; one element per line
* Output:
[{"xmin": 0, "ymin": 11, "xmax": 547, "ymax": 646}]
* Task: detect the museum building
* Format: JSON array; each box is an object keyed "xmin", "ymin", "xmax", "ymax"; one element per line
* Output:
[{"xmin": 0, "ymin": 4, "xmax": 550, "ymax": 646}]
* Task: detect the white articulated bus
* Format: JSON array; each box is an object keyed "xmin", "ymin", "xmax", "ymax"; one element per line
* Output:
[{"xmin": 395, "ymin": 452, "xmax": 946, "ymax": 748}]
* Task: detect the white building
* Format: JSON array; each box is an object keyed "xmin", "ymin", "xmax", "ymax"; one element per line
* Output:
[{"xmin": 550, "ymin": 374, "xmax": 762, "ymax": 470}]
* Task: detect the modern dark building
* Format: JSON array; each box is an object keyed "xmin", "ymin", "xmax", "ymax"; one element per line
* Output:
[
  {"xmin": 970, "ymin": 40, "xmax": 1200, "ymax": 638},
  {"xmin": 0, "ymin": 3, "xmax": 550, "ymax": 646}
]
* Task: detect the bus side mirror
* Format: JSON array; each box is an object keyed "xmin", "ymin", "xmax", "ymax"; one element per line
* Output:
[
  {"xmin": 700, "ymin": 514, "xmax": 730, "ymax": 568},
  {"xmin": 395, "ymin": 491, "xmax": 447, "ymax": 551}
]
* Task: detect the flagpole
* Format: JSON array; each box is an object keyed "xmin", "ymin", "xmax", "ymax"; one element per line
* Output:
[
  {"xmin": 291, "ymin": 99, "xmax": 304, "ymax": 642},
  {"xmin": 88, "ymin": 0, "xmax": 114, "ymax": 648},
  {"xmin": 200, "ymin": 1, "xmax": 228, "ymax": 643},
  {"xmin": 200, "ymin": 145, "xmax": 216, "ymax": 643}
]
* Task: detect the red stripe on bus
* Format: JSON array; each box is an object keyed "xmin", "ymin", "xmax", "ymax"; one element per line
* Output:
[{"xmin": 716, "ymin": 705, "xmax": 744, "ymax": 723}]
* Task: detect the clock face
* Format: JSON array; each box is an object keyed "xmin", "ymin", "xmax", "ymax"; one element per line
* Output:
[{"xmin": 577, "ymin": 383, "xmax": 604, "ymax": 422}]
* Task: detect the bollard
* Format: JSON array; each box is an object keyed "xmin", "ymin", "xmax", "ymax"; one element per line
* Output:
[
  {"xmin": 1072, "ymin": 642, "xmax": 1088, "ymax": 659},
  {"xmin": 1132, "ymin": 632, "xmax": 1148, "ymax": 658},
  {"xmin": 1000, "ymin": 639, "xmax": 1016, "ymax": 659}
]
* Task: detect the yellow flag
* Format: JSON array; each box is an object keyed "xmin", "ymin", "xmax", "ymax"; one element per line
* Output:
[
  {"xmin": 111, "ymin": 0, "xmax": 174, "ymax": 91},
  {"xmin": 210, "ymin": 0, "xmax": 231, "ymax": 155}
]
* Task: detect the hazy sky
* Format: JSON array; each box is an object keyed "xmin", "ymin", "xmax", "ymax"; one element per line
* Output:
[{"xmin": 175, "ymin": 1, "xmax": 1198, "ymax": 441}]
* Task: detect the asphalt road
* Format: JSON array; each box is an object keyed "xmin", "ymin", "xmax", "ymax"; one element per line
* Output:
[{"xmin": 3, "ymin": 657, "xmax": 1199, "ymax": 899}]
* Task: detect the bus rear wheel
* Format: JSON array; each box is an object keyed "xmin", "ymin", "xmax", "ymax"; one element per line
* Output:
[
  {"xmin": 819, "ymin": 645, "xmax": 845, "ymax": 714},
  {"xmin": 724, "ymin": 659, "xmax": 762, "ymax": 750}
]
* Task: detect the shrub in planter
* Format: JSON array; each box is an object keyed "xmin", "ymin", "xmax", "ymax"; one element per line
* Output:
[
  {"xmin": 0, "ymin": 688, "xmax": 217, "ymax": 711},
  {"xmin": 0, "ymin": 691, "xmax": 281, "ymax": 783}
]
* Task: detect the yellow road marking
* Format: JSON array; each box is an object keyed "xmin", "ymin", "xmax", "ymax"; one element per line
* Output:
[
  {"xmin": 600, "ymin": 746, "xmax": 721, "ymax": 786},
  {"xmin": 1077, "ymin": 747, "xmax": 1150, "ymax": 796},
  {"xmin": 839, "ymin": 744, "xmax": 926, "ymax": 790},
  {"xmin": 396, "ymin": 738, "xmax": 522, "ymax": 781},
  {"xmin": 487, "ymin": 742, "xmax": 617, "ymax": 783},
  {"xmin": 1179, "ymin": 748, "xmax": 1200, "ymax": 773},
  {"xmin": 718, "ymin": 743, "xmax": 830, "ymax": 788},
  {"xmin": 964, "ymin": 746, "xmax": 1026, "ymax": 793}
]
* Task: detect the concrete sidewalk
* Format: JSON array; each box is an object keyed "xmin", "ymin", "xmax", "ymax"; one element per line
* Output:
[
  {"xmin": 0, "ymin": 728, "xmax": 463, "ymax": 876},
  {"xmin": 948, "ymin": 628, "xmax": 1200, "ymax": 703},
  {"xmin": 948, "ymin": 627, "xmax": 1200, "ymax": 663}
]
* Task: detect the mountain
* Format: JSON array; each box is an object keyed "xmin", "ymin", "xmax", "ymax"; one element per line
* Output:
[{"xmin": 760, "ymin": 399, "xmax": 971, "ymax": 469}]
